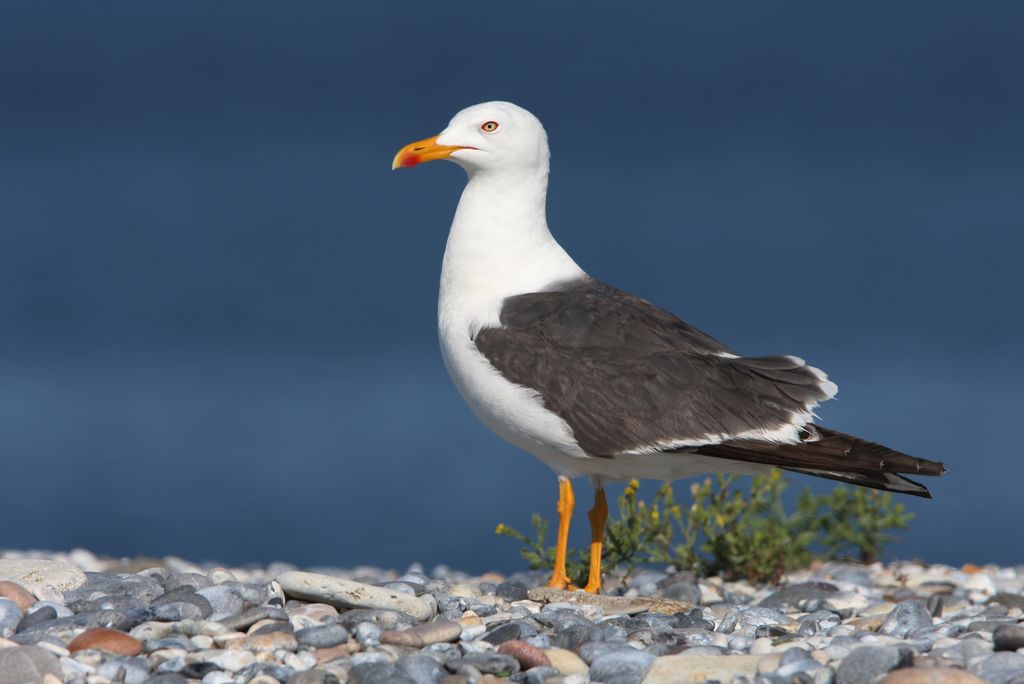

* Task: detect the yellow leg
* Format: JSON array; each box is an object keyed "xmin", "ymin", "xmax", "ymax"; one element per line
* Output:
[
  {"xmin": 545, "ymin": 477, "xmax": 576, "ymax": 590},
  {"xmin": 582, "ymin": 487, "xmax": 608, "ymax": 593}
]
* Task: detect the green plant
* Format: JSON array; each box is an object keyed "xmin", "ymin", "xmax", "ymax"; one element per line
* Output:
[
  {"xmin": 496, "ymin": 472, "xmax": 913, "ymax": 585},
  {"xmin": 799, "ymin": 486, "xmax": 913, "ymax": 563}
]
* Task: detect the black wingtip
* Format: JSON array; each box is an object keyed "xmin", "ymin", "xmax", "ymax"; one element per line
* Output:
[{"xmin": 780, "ymin": 467, "xmax": 934, "ymax": 498}]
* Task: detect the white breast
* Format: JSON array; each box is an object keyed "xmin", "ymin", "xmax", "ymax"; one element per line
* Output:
[{"xmin": 436, "ymin": 170, "xmax": 593, "ymax": 476}]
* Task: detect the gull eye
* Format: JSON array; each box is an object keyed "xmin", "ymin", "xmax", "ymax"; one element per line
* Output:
[{"xmin": 480, "ymin": 120, "xmax": 500, "ymax": 133}]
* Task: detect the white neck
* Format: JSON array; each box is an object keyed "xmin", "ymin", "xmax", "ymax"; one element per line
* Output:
[{"xmin": 439, "ymin": 166, "xmax": 585, "ymax": 331}]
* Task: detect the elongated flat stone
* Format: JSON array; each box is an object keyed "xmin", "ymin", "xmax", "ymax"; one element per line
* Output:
[
  {"xmin": 277, "ymin": 571, "xmax": 433, "ymax": 621},
  {"xmin": 380, "ymin": 619, "xmax": 462, "ymax": 647},
  {"xmin": 527, "ymin": 587, "xmax": 694, "ymax": 616}
]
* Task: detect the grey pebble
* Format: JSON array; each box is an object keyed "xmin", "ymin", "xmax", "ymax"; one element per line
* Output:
[
  {"xmin": 250, "ymin": 620, "xmax": 293, "ymax": 635},
  {"xmin": 33, "ymin": 601, "xmax": 73, "ymax": 618},
  {"xmin": 195, "ymin": 585, "xmax": 243, "ymax": 618},
  {"xmin": 354, "ymin": 621, "xmax": 382, "ymax": 647},
  {"xmin": 994, "ymin": 623, "xmax": 1024, "ymax": 651},
  {"xmin": 0, "ymin": 598, "xmax": 22, "ymax": 635},
  {"xmin": 0, "ymin": 645, "xmax": 61, "ymax": 684},
  {"xmin": 16, "ymin": 605, "xmax": 57, "ymax": 632},
  {"xmin": 164, "ymin": 572, "xmax": 214, "ymax": 593},
  {"xmin": 229, "ymin": 582, "xmax": 270, "ymax": 606},
  {"xmin": 511, "ymin": 666, "xmax": 562, "ymax": 684},
  {"xmin": 235, "ymin": 662, "xmax": 295, "ymax": 681},
  {"xmin": 151, "ymin": 588, "xmax": 213, "ymax": 618},
  {"xmin": 879, "ymin": 600, "xmax": 933, "ymax": 638},
  {"xmin": 927, "ymin": 593, "xmax": 944, "ymax": 618},
  {"xmin": 482, "ymin": 619, "xmax": 537, "ymax": 644},
  {"xmin": 289, "ymin": 669, "xmax": 342, "ymax": 684},
  {"xmin": 145, "ymin": 675, "xmax": 189, "ymax": 684},
  {"xmin": 552, "ymin": 622, "xmax": 597, "ymax": 651},
  {"xmin": 219, "ymin": 605, "xmax": 289, "ymax": 631},
  {"xmin": 988, "ymin": 593, "xmax": 1024, "ymax": 611},
  {"xmin": 149, "ymin": 602, "xmax": 204, "ymax": 622},
  {"xmin": 658, "ymin": 577, "xmax": 702, "ymax": 604},
  {"xmin": 760, "ymin": 582, "xmax": 839, "ymax": 610},
  {"xmin": 971, "ymin": 652, "xmax": 1024, "ymax": 684},
  {"xmin": 395, "ymin": 653, "xmax": 447, "ymax": 684},
  {"xmin": 348, "ymin": 662, "xmax": 416, "ymax": 684},
  {"xmin": 800, "ymin": 610, "xmax": 842, "ymax": 636},
  {"xmin": 338, "ymin": 608, "xmax": 417, "ymax": 631},
  {"xmin": 448, "ymin": 653, "xmax": 520, "ymax": 676},
  {"xmin": 814, "ymin": 665, "xmax": 837, "ymax": 684},
  {"xmin": 738, "ymin": 606, "xmax": 790, "ymax": 629},
  {"xmin": 496, "ymin": 581, "xmax": 528, "ymax": 602},
  {"xmin": 296, "ymin": 622, "xmax": 349, "ymax": 649},
  {"xmin": 180, "ymin": 663, "xmax": 220, "ymax": 679},
  {"xmin": 835, "ymin": 645, "xmax": 912, "ymax": 684},
  {"xmin": 588, "ymin": 648, "xmax": 657, "ymax": 684},
  {"xmin": 96, "ymin": 657, "xmax": 152, "ymax": 684},
  {"xmin": 578, "ymin": 641, "xmax": 636, "ymax": 664},
  {"xmin": 144, "ymin": 636, "xmax": 196, "ymax": 653},
  {"xmin": 777, "ymin": 647, "xmax": 819, "ymax": 677},
  {"xmin": 98, "ymin": 594, "xmax": 149, "ymax": 612},
  {"xmin": 67, "ymin": 599, "xmax": 101, "ymax": 614},
  {"xmin": 67, "ymin": 573, "xmax": 164, "ymax": 604},
  {"xmin": 678, "ymin": 646, "xmax": 724, "ymax": 656}
]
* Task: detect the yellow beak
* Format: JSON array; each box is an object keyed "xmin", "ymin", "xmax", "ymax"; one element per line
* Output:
[{"xmin": 391, "ymin": 134, "xmax": 468, "ymax": 170}]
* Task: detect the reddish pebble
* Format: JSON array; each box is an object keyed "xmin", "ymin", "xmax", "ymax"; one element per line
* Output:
[
  {"xmin": 0, "ymin": 580, "xmax": 37, "ymax": 612},
  {"xmin": 68, "ymin": 627, "xmax": 143, "ymax": 656},
  {"xmin": 498, "ymin": 640, "xmax": 551, "ymax": 669}
]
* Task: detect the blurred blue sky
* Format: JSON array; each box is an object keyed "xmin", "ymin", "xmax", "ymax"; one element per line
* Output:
[{"xmin": 1, "ymin": 1, "xmax": 1022, "ymax": 571}]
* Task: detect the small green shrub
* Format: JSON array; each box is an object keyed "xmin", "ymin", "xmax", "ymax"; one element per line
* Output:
[{"xmin": 496, "ymin": 472, "xmax": 913, "ymax": 585}]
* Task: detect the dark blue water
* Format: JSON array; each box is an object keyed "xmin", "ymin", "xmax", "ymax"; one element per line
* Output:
[{"xmin": 2, "ymin": 1, "xmax": 1022, "ymax": 572}]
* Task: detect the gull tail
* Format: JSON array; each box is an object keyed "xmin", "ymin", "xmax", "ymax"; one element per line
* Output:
[{"xmin": 692, "ymin": 425, "xmax": 946, "ymax": 499}]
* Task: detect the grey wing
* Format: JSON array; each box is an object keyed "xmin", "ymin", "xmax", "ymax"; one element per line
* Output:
[{"xmin": 473, "ymin": 278, "xmax": 837, "ymax": 457}]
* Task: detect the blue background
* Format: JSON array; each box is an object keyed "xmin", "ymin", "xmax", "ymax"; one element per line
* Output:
[{"xmin": 2, "ymin": 2, "xmax": 1022, "ymax": 572}]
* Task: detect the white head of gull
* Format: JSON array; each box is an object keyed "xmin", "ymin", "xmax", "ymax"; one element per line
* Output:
[{"xmin": 393, "ymin": 101, "xmax": 945, "ymax": 593}]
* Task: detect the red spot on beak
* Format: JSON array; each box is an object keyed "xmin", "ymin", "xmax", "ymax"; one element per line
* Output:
[{"xmin": 400, "ymin": 154, "xmax": 421, "ymax": 168}]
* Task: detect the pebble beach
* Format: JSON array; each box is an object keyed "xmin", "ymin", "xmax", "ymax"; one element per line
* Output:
[{"xmin": 1, "ymin": 550, "xmax": 1022, "ymax": 684}]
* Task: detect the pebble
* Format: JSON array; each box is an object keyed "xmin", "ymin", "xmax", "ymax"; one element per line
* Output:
[
  {"xmin": 836, "ymin": 645, "xmax": 913, "ymax": 684},
  {"xmin": 0, "ymin": 580, "xmax": 37, "ymax": 612},
  {"xmin": 350, "ymin": 661, "xmax": 416, "ymax": 684},
  {"xmin": 0, "ymin": 645, "xmax": 62, "ymax": 683},
  {"xmin": 447, "ymin": 652, "xmax": 520, "ymax": 675},
  {"xmin": 880, "ymin": 668, "xmax": 988, "ymax": 684},
  {"xmin": 496, "ymin": 581, "xmax": 528, "ymax": 602},
  {"xmin": 0, "ymin": 559, "xmax": 87, "ymax": 593},
  {"xmin": 993, "ymin": 623, "xmax": 1024, "ymax": 651},
  {"xmin": 278, "ymin": 571, "xmax": 434, "ymax": 621},
  {"xmin": 588, "ymin": 648, "xmax": 656, "ymax": 684},
  {"xmin": 971, "ymin": 652, "xmax": 1024, "ymax": 684},
  {"xmin": 0, "ymin": 598, "xmax": 22, "ymax": 636},
  {"xmin": 760, "ymin": 582, "xmax": 839, "ymax": 610},
  {"xmin": 95, "ymin": 656, "xmax": 151, "ymax": 684},
  {"xmin": 542, "ymin": 647, "xmax": 588, "ymax": 675},
  {"xmin": 196, "ymin": 585, "xmax": 244, "ymax": 618},
  {"xmin": 497, "ymin": 639, "xmax": 551, "ymax": 669},
  {"xmin": 68, "ymin": 627, "xmax": 143, "ymax": 656},
  {"xmin": 396, "ymin": 653, "xmax": 447, "ymax": 684},
  {"xmin": 225, "ymin": 629, "xmax": 298, "ymax": 652},
  {"xmin": 381, "ymin": 619, "xmax": 462, "ymax": 647},
  {"xmin": 880, "ymin": 600, "xmax": 934, "ymax": 638},
  {"xmin": 1, "ymin": 550, "xmax": 1023, "ymax": 684},
  {"xmin": 644, "ymin": 654, "xmax": 760, "ymax": 683},
  {"xmin": 296, "ymin": 622, "xmax": 350, "ymax": 649}
]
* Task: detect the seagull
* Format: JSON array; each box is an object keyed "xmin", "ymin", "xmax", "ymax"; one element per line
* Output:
[{"xmin": 392, "ymin": 101, "xmax": 945, "ymax": 593}]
